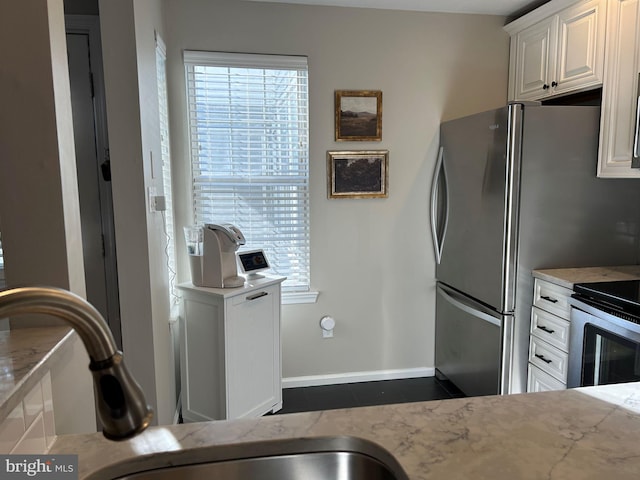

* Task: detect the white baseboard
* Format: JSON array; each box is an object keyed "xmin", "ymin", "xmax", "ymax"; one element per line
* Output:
[{"xmin": 282, "ymin": 367, "xmax": 435, "ymax": 389}]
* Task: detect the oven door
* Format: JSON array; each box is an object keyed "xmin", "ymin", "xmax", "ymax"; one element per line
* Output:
[{"xmin": 568, "ymin": 299, "xmax": 640, "ymax": 388}]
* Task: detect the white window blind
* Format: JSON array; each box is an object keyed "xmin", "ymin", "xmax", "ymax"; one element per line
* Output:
[
  {"xmin": 184, "ymin": 51, "xmax": 310, "ymax": 292},
  {"xmin": 156, "ymin": 34, "xmax": 178, "ymax": 311}
]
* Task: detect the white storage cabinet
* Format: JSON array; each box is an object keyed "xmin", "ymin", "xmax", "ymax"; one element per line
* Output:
[{"xmin": 178, "ymin": 277, "xmax": 284, "ymax": 422}]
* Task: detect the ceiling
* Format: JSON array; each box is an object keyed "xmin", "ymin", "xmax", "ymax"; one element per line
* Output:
[{"xmin": 242, "ymin": 0, "xmax": 546, "ymax": 16}]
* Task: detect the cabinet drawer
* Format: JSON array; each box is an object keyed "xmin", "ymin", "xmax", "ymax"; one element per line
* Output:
[
  {"xmin": 527, "ymin": 363, "xmax": 566, "ymax": 392},
  {"xmin": 529, "ymin": 336, "xmax": 568, "ymax": 382},
  {"xmin": 530, "ymin": 306, "xmax": 571, "ymax": 352},
  {"xmin": 533, "ymin": 279, "xmax": 573, "ymax": 319}
]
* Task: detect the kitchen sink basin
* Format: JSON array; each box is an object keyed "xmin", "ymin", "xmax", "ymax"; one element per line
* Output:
[{"xmin": 98, "ymin": 436, "xmax": 409, "ymax": 480}]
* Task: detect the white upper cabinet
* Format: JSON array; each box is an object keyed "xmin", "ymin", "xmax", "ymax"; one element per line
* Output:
[
  {"xmin": 506, "ymin": 0, "xmax": 606, "ymax": 101},
  {"xmin": 511, "ymin": 16, "xmax": 558, "ymax": 100},
  {"xmin": 597, "ymin": 0, "xmax": 640, "ymax": 177}
]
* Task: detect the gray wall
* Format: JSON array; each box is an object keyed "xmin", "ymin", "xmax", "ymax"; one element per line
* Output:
[{"xmin": 165, "ymin": 0, "xmax": 510, "ymax": 383}]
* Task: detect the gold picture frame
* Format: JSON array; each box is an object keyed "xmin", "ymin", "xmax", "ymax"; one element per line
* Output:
[
  {"xmin": 334, "ymin": 90, "xmax": 382, "ymax": 141},
  {"xmin": 327, "ymin": 150, "xmax": 389, "ymax": 199}
]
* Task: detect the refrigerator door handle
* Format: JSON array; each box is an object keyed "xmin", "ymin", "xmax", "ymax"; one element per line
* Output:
[
  {"xmin": 430, "ymin": 146, "xmax": 449, "ymax": 264},
  {"xmin": 633, "ymin": 73, "xmax": 640, "ymax": 167},
  {"xmin": 437, "ymin": 284, "xmax": 502, "ymax": 328}
]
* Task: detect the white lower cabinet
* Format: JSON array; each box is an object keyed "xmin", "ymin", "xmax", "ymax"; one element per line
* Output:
[
  {"xmin": 178, "ymin": 278, "xmax": 284, "ymax": 422},
  {"xmin": 0, "ymin": 372, "xmax": 56, "ymax": 454},
  {"xmin": 527, "ymin": 278, "xmax": 573, "ymax": 392}
]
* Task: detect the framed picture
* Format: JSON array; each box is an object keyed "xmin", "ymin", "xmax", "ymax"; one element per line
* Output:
[
  {"xmin": 335, "ymin": 90, "xmax": 382, "ymax": 141},
  {"xmin": 327, "ymin": 150, "xmax": 389, "ymax": 199}
]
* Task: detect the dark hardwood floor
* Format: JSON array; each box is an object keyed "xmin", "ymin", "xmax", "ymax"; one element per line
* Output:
[{"xmin": 274, "ymin": 376, "xmax": 465, "ymax": 415}]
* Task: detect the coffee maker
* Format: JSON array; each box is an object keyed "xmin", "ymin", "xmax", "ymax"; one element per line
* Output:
[{"xmin": 185, "ymin": 224, "xmax": 246, "ymax": 288}]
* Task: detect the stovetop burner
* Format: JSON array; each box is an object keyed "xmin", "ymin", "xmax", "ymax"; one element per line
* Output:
[{"xmin": 573, "ymin": 280, "xmax": 640, "ymax": 320}]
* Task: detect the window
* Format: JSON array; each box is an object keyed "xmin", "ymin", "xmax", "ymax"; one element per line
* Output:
[{"xmin": 184, "ymin": 51, "xmax": 310, "ymax": 293}]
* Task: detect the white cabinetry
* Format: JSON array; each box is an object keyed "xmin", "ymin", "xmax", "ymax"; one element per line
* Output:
[
  {"xmin": 0, "ymin": 329, "xmax": 96, "ymax": 454},
  {"xmin": 506, "ymin": 0, "xmax": 606, "ymax": 101},
  {"xmin": 597, "ymin": 0, "xmax": 640, "ymax": 177},
  {"xmin": 527, "ymin": 278, "xmax": 573, "ymax": 392},
  {"xmin": 178, "ymin": 277, "xmax": 284, "ymax": 423},
  {"xmin": 0, "ymin": 373, "xmax": 55, "ymax": 454}
]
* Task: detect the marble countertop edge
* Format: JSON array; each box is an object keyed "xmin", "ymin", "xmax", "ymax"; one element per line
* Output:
[{"xmin": 49, "ymin": 382, "xmax": 640, "ymax": 480}]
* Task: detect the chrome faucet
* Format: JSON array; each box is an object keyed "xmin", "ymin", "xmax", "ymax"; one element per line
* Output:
[{"xmin": 0, "ymin": 286, "xmax": 153, "ymax": 440}]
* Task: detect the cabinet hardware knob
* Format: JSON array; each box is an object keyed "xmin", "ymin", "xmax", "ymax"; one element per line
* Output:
[
  {"xmin": 551, "ymin": 81, "xmax": 558, "ymax": 87},
  {"xmin": 542, "ymin": 84, "xmax": 550, "ymax": 90},
  {"xmin": 540, "ymin": 295, "xmax": 558, "ymax": 303},
  {"xmin": 535, "ymin": 353, "xmax": 552, "ymax": 364},
  {"xmin": 538, "ymin": 325, "xmax": 555, "ymax": 334}
]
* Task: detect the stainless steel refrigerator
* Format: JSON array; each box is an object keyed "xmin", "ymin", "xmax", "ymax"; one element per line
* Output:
[{"xmin": 431, "ymin": 103, "xmax": 640, "ymax": 396}]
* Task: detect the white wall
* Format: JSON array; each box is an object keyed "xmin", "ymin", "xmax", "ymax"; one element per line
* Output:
[
  {"xmin": 164, "ymin": 0, "xmax": 510, "ymax": 381},
  {"xmin": 0, "ymin": 0, "xmax": 86, "ymax": 304},
  {"xmin": 99, "ymin": 0, "xmax": 175, "ymax": 425}
]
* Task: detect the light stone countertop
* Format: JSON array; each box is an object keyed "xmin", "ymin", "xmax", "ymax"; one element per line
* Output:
[
  {"xmin": 7, "ymin": 269, "xmax": 640, "ymax": 478},
  {"xmin": 0, "ymin": 326, "xmax": 74, "ymax": 422},
  {"xmin": 532, "ymin": 265, "xmax": 640, "ymax": 289},
  {"xmin": 50, "ymin": 382, "xmax": 640, "ymax": 480}
]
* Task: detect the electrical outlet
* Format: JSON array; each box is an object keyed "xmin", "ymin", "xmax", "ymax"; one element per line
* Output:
[
  {"xmin": 154, "ymin": 195, "xmax": 166, "ymax": 211},
  {"xmin": 148, "ymin": 187, "xmax": 158, "ymax": 213}
]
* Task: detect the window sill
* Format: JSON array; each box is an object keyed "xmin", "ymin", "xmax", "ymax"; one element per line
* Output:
[{"xmin": 282, "ymin": 290, "xmax": 319, "ymax": 305}]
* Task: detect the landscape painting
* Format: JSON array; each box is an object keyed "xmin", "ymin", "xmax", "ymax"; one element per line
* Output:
[
  {"xmin": 327, "ymin": 150, "xmax": 389, "ymax": 198},
  {"xmin": 335, "ymin": 90, "xmax": 382, "ymax": 141}
]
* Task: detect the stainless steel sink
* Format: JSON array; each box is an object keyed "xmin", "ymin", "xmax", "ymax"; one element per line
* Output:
[{"xmin": 97, "ymin": 436, "xmax": 409, "ymax": 480}]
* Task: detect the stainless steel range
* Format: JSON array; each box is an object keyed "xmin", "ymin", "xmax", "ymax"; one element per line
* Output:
[{"xmin": 569, "ymin": 281, "xmax": 640, "ymax": 388}]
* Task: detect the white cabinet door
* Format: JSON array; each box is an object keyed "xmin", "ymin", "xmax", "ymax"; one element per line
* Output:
[
  {"xmin": 512, "ymin": 16, "xmax": 558, "ymax": 100},
  {"xmin": 178, "ymin": 279, "xmax": 283, "ymax": 423},
  {"xmin": 598, "ymin": 0, "xmax": 640, "ymax": 177},
  {"xmin": 226, "ymin": 285, "xmax": 281, "ymax": 419},
  {"xmin": 528, "ymin": 364, "xmax": 566, "ymax": 392},
  {"xmin": 554, "ymin": 0, "xmax": 606, "ymax": 95}
]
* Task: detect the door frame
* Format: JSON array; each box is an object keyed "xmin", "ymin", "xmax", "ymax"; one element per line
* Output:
[{"xmin": 65, "ymin": 14, "xmax": 122, "ymax": 348}]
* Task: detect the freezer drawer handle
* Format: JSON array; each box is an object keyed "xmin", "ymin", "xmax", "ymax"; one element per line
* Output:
[
  {"xmin": 538, "ymin": 325, "xmax": 555, "ymax": 334},
  {"xmin": 540, "ymin": 295, "xmax": 558, "ymax": 304},
  {"xmin": 246, "ymin": 291, "xmax": 268, "ymax": 301},
  {"xmin": 437, "ymin": 285, "xmax": 502, "ymax": 328},
  {"xmin": 535, "ymin": 353, "xmax": 552, "ymax": 364}
]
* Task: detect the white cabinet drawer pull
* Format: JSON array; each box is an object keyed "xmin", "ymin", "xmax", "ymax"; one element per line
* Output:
[
  {"xmin": 535, "ymin": 353, "xmax": 552, "ymax": 364},
  {"xmin": 540, "ymin": 295, "xmax": 558, "ymax": 304},
  {"xmin": 538, "ymin": 325, "xmax": 555, "ymax": 334},
  {"xmin": 246, "ymin": 291, "xmax": 268, "ymax": 301}
]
